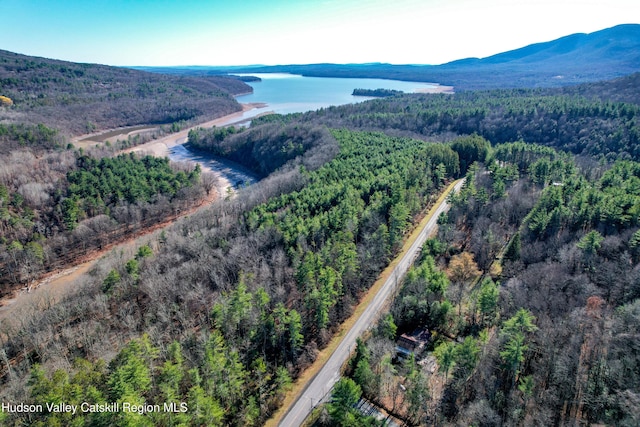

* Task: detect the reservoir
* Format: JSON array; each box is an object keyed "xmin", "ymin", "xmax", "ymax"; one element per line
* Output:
[
  {"xmin": 235, "ymin": 73, "xmax": 442, "ymax": 115},
  {"xmin": 168, "ymin": 74, "xmax": 444, "ymax": 177}
]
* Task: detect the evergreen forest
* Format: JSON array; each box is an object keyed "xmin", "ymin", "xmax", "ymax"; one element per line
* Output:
[{"xmin": 1, "ymin": 62, "xmax": 640, "ymax": 426}]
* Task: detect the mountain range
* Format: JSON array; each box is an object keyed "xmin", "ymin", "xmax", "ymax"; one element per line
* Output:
[
  {"xmin": 1, "ymin": 24, "xmax": 639, "ymax": 137},
  {"xmin": 136, "ymin": 24, "xmax": 640, "ymax": 90}
]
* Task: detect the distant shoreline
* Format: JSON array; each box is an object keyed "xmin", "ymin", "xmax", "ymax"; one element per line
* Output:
[
  {"xmin": 415, "ymin": 84, "xmax": 454, "ymax": 94},
  {"xmin": 74, "ymin": 102, "xmax": 266, "ymax": 148}
]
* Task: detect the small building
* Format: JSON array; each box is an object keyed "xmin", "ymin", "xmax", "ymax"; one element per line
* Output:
[{"xmin": 395, "ymin": 328, "xmax": 431, "ymax": 358}]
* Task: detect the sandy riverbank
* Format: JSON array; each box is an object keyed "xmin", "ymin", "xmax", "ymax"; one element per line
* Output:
[
  {"xmin": 415, "ymin": 84, "xmax": 455, "ymax": 94},
  {"xmin": 124, "ymin": 102, "xmax": 268, "ymax": 158},
  {"xmin": 0, "ymin": 103, "xmax": 267, "ymax": 321},
  {"xmin": 124, "ymin": 102, "xmax": 266, "ymax": 196},
  {"xmin": 73, "ymin": 102, "xmax": 268, "ymax": 150}
]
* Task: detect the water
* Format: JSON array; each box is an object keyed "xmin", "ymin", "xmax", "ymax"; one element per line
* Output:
[
  {"xmin": 168, "ymin": 74, "xmax": 440, "ymax": 182},
  {"xmin": 168, "ymin": 144, "xmax": 258, "ymax": 190},
  {"xmin": 236, "ymin": 73, "xmax": 438, "ymax": 115}
]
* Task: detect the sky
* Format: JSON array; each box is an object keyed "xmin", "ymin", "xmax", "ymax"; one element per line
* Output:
[{"xmin": 1, "ymin": 0, "xmax": 638, "ymax": 67}]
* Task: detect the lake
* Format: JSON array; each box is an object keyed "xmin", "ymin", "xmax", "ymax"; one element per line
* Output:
[
  {"xmin": 169, "ymin": 73, "xmax": 442, "ymax": 181},
  {"xmin": 235, "ymin": 73, "xmax": 441, "ymax": 115}
]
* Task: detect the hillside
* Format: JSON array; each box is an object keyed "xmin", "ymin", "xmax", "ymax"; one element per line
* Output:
[
  {"xmin": 155, "ymin": 24, "xmax": 640, "ymax": 90},
  {"xmin": 446, "ymin": 24, "xmax": 640, "ymax": 68},
  {"xmin": 0, "ymin": 50, "xmax": 251, "ymax": 136},
  {"xmin": 247, "ymin": 71, "xmax": 639, "ymax": 161},
  {"xmin": 559, "ymin": 71, "xmax": 640, "ymax": 104},
  {"xmin": 1, "ymin": 32, "xmax": 640, "ymax": 427}
]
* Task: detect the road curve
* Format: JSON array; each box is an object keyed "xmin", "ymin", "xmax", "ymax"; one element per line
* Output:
[{"xmin": 277, "ymin": 178, "xmax": 465, "ymax": 427}]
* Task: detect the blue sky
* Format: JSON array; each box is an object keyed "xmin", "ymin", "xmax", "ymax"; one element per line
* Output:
[{"xmin": 1, "ymin": 0, "xmax": 638, "ymax": 66}]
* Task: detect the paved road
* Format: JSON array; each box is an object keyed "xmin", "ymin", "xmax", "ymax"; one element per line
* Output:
[{"xmin": 278, "ymin": 179, "xmax": 465, "ymax": 427}]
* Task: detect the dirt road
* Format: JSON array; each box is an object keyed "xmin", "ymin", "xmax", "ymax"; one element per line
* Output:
[{"xmin": 273, "ymin": 178, "xmax": 465, "ymax": 427}]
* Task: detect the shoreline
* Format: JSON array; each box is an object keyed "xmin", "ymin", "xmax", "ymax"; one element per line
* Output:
[
  {"xmin": 124, "ymin": 102, "xmax": 268, "ymax": 158},
  {"xmin": 415, "ymin": 84, "xmax": 455, "ymax": 94},
  {"xmin": 0, "ymin": 102, "xmax": 267, "ymax": 320},
  {"xmin": 72, "ymin": 102, "xmax": 268, "ymax": 147}
]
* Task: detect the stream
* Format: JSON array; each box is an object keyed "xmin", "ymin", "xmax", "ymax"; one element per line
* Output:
[{"xmin": 168, "ymin": 144, "xmax": 258, "ymax": 192}]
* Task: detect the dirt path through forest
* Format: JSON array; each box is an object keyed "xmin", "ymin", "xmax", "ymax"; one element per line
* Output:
[
  {"xmin": 121, "ymin": 102, "xmax": 267, "ymax": 158},
  {"xmin": 0, "ymin": 190, "xmax": 217, "ymax": 321}
]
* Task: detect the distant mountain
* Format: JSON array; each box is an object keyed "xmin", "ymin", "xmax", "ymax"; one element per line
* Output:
[
  {"xmin": 0, "ymin": 50, "xmax": 252, "ymax": 135},
  {"xmin": 149, "ymin": 24, "xmax": 640, "ymax": 90},
  {"xmin": 443, "ymin": 24, "xmax": 640, "ymax": 70}
]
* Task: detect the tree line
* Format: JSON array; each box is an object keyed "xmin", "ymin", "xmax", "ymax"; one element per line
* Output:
[{"xmin": 352, "ymin": 88, "xmax": 404, "ymax": 97}]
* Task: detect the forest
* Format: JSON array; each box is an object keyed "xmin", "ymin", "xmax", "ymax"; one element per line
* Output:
[
  {"xmin": 0, "ymin": 141, "xmax": 208, "ymax": 294},
  {"xmin": 0, "ymin": 49, "xmax": 250, "ymax": 135},
  {"xmin": 321, "ymin": 140, "xmax": 640, "ymax": 426},
  {"xmin": 0, "ymin": 126, "xmax": 464, "ymax": 426},
  {"xmin": 352, "ymin": 89, "xmax": 404, "ymax": 97},
  {"xmin": 248, "ymin": 74, "xmax": 640, "ymax": 162},
  {"xmin": 0, "ymin": 61, "xmax": 639, "ymax": 426}
]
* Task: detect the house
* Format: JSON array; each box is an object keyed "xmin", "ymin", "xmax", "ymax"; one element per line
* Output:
[{"xmin": 395, "ymin": 328, "xmax": 431, "ymax": 358}]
